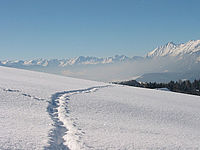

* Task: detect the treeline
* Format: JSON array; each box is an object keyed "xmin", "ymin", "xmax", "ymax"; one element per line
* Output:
[{"xmin": 114, "ymin": 79, "xmax": 200, "ymax": 96}]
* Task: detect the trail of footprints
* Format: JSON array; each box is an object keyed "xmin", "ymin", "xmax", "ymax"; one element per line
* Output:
[
  {"xmin": 1, "ymin": 87, "xmax": 45, "ymax": 101},
  {"xmin": 46, "ymin": 85, "xmax": 110, "ymax": 150},
  {"xmin": 1, "ymin": 85, "xmax": 111, "ymax": 149}
]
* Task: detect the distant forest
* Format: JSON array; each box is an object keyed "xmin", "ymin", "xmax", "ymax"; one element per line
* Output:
[{"xmin": 114, "ymin": 79, "xmax": 200, "ymax": 96}]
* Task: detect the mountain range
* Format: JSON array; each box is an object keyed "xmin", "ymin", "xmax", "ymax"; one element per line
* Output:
[
  {"xmin": 2, "ymin": 39, "xmax": 200, "ymax": 67},
  {"xmin": 0, "ymin": 55, "xmax": 143, "ymax": 67},
  {"xmin": 146, "ymin": 39, "xmax": 200, "ymax": 61},
  {"xmin": 1, "ymin": 39, "xmax": 200, "ymax": 82}
]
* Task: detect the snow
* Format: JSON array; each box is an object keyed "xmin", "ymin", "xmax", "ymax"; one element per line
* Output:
[
  {"xmin": 0, "ymin": 66, "xmax": 105, "ymax": 150},
  {"xmin": 146, "ymin": 39, "xmax": 200, "ymax": 58},
  {"xmin": 68, "ymin": 86, "xmax": 200, "ymax": 149},
  {"xmin": 156, "ymin": 87, "xmax": 170, "ymax": 91},
  {"xmin": 0, "ymin": 66, "xmax": 200, "ymax": 149},
  {"xmin": 0, "ymin": 88, "xmax": 50, "ymax": 150},
  {"xmin": 0, "ymin": 55, "xmax": 136, "ymax": 68}
]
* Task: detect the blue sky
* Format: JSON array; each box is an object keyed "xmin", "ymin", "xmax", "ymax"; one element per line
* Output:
[{"xmin": 0, "ymin": 0, "xmax": 200, "ymax": 59}]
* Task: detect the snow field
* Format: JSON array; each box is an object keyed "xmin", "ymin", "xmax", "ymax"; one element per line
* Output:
[
  {"xmin": 0, "ymin": 66, "xmax": 200, "ymax": 150},
  {"xmin": 67, "ymin": 85, "xmax": 200, "ymax": 149}
]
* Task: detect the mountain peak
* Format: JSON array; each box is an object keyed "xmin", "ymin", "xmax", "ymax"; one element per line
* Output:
[
  {"xmin": 166, "ymin": 41, "xmax": 176, "ymax": 47},
  {"xmin": 146, "ymin": 39, "xmax": 200, "ymax": 58}
]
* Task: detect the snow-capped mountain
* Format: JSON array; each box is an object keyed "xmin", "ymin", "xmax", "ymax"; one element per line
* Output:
[
  {"xmin": 146, "ymin": 39, "xmax": 200, "ymax": 59},
  {"xmin": 1, "ymin": 39, "xmax": 200, "ymax": 82},
  {"xmin": 2, "ymin": 39, "xmax": 200, "ymax": 68},
  {"xmin": 0, "ymin": 55, "xmax": 142, "ymax": 68}
]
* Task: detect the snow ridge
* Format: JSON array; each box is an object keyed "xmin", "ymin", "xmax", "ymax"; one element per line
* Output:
[
  {"xmin": 46, "ymin": 85, "xmax": 110, "ymax": 150},
  {"xmin": 146, "ymin": 40, "xmax": 200, "ymax": 58}
]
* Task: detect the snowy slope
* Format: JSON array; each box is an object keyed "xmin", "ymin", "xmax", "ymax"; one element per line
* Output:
[
  {"xmin": 0, "ymin": 66, "xmax": 200, "ymax": 150},
  {"xmin": 0, "ymin": 66, "xmax": 106, "ymax": 150},
  {"xmin": 69, "ymin": 86, "xmax": 200, "ymax": 149}
]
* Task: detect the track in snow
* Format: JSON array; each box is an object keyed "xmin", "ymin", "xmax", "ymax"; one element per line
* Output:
[
  {"xmin": 45, "ymin": 85, "xmax": 110, "ymax": 150},
  {"xmin": 0, "ymin": 87, "xmax": 46, "ymax": 101}
]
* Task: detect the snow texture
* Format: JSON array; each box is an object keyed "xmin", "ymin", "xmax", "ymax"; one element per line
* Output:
[
  {"xmin": 0, "ymin": 66, "xmax": 200, "ymax": 150},
  {"xmin": 0, "ymin": 66, "xmax": 105, "ymax": 150},
  {"xmin": 67, "ymin": 86, "xmax": 200, "ymax": 149}
]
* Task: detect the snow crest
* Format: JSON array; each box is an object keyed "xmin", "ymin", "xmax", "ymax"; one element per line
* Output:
[{"xmin": 146, "ymin": 40, "xmax": 200, "ymax": 58}]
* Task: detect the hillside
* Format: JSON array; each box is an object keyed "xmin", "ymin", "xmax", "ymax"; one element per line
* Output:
[
  {"xmin": 0, "ymin": 66, "xmax": 200, "ymax": 149},
  {"xmin": 136, "ymin": 71, "xmax": 200, "ymax": 83}
]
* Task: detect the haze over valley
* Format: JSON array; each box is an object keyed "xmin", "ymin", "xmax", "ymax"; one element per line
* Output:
[{"xmin": 1, "ymin": 39, "xmax": 200, "ymax": 82}]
